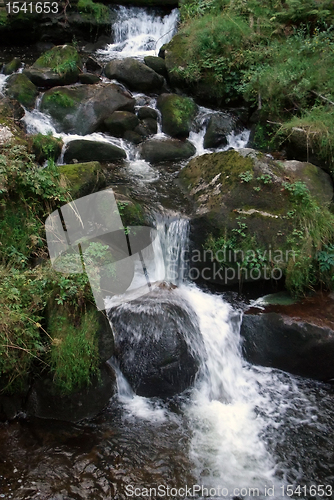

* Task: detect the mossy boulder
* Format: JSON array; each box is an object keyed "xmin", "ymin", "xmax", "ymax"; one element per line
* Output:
[
  {"xmin": 31, "ymin": 133, "xmax": 63, "ymax": 163},
  {"xmin": 59, "ymin": 161, "xmax": 106, "ymax": 197},
  {"xmin": 40, "ymin": 83, "xmax": 135, "ymax": 134},
  {"xmin": 104, "ymin": 57, "xmax": 164, "ymax": 92},
  {"xmin": 179, "ymin": 148, "xmax": 333, "ymax": 285},
  {"xmin": 164, "ymin": 33, "xmax": 226, "ymax": 106},
  {"xmin": 3, "ymin": 57, "xmax": 21, "ymax": 75},
  {"xmin": 139, "ymin": 138, "xmax": 196, "ymax": 163},
  {"xmin": 63, "ymin": 141, "xmax": 126, "ymax": 164},
  {"xmin": 5, "ymin": 73, "xmax": 38, "ymax": 109},
  {"xmin": 157, "ymin": 93, "xmax": 197, "ymax": 139},
  {"xmin": 104, "ymin": 111, "xmax": 139, "ymax": 137},
  {"xmin": 144, "ymin": 55, "xmax": 167, "ymax": 77},
  {"xmin": 24, "ymin": 45, "xmax": 82, "ymax": 88}
]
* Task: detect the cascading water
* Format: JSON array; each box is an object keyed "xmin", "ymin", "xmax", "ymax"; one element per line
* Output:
[
  {"xmin": 2, "ymin": 7, "xmax": 334, "ymax": 500},
  {"xmin": 97, "ymin": 5, "xmax": 179, "ymax": 60},
  {"xmin": 106, "ymin": 211, "xmax": 334, "ymax": 499}
]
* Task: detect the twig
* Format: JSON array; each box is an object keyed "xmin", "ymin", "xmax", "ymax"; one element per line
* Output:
[{"xmin": 311, "ymin": 91, "xmax": 334, "ymax": 106}]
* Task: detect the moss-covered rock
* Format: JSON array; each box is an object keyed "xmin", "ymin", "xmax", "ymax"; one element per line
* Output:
[
  {"xmin": 105, "ymin": 57, "xmax": 164, "ymax": 93},
  {"xmin": 157, "ymin": 93, "xmax": 197, "ymax": 138},
  {"xmin": 179, "ymin": 148, "xmax": 334, "ymax": 289},
  {"xmin": 59, "ymin": 161, "xmax": 106, "ymax": 197},
  {"xmin": 104, "ymin": 111, "xmax": 139, "ymax": 137},
  {"xmin": 40, "ymin": 83, "xmax": 135, "ymax": 134},
  {"xmin": 24, "ymin": 45, "xmax": 82, "ymax": 88},
  {"xmin": 5, "ymin": 73, "xmax": 38, "ymax": 109},
  {"xmin": 139, "ymin": 138, "xmax": 196, "ymax": 163},
  {"xmin": 3, "ymin": 57, "xmax": 21, "ymax": 75},
  {"xmin": 164, "ymin": 33, "xmax": 226, "ymax": 105},
  {"xmin": 63, "ymin": 140, "xmax": 126, "ymax": 164},
  {"xmin": 31, "ymin": 133, "xmax": 63, "ymax": 164}
]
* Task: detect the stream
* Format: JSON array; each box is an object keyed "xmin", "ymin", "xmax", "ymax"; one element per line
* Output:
[{"xmin": 1, "ymin": 5, "xmax": 334, "ymax": 500}]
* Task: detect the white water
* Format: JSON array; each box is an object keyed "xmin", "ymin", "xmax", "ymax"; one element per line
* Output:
[
  {"xmin": 97, "ymin": 5, "xmax": 179, "ymax": 60},
  {"xmin": 107, "ymin": 213, "xmax": 333, "ymax": 498}
]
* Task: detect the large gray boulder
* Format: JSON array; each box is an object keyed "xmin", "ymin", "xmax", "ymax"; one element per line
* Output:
[
  {"xmin": 105, "ymin": 58, "xmax": 164, "ymax": 92},
  {"xmin": 110, "ymin": 289, "xmax": 203, "ymax": 398},
  {"xmin": 63, "ymin": 140, "xmax": 126, "ymax": 163},
  {"xmin": 40, "ymin": 83, "xmax": 135, "ymax": 135},
  {"xmin": 139, "ymin": 138, "xmax": 196, "ymax": 163}
]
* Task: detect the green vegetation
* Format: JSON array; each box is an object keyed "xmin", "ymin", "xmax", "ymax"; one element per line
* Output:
[
  {"xmin": 173, "ymin": 0, "xmax": 334, "ymax": 166},
  {"xmin": 35, "ymin": 45, "xmax": 81, "ymax": 75},
  {"xmin": 205, "ymin": 179, "xmax": 334, "ymax": 296},
  {"xmin": 31, "ymin": 132, "xmax": 63, "ymax": 164},
  {"xmin": 48, "ymin": 304, "xmax": 99, "ymax": 394},
  {"xmin": 44, "ymin": 90, "xmax": 75, "ymax": 108},
  {"xmin": 77, "ymin": 0, "xmax": 110, "ymax": 23},
  {"xmin": 0, "ymin": 143, "xmax": 103, "ymax": 395}
]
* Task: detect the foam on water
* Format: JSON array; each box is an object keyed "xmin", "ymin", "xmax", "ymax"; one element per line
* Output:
[{"xmin": 97, "ymin": 6, "xmax": 179, "ymax": 60}]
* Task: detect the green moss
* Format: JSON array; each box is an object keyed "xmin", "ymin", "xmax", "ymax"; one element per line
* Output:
[
  {"xmin": 31, "ymin": 132, "xmax": 63, "ymax": 163},
  {"xmin": 77, "ymin": 0, "xmax": 110, "ymax": 23},
  {"xmin": 117, "ymin": 201, "xmax": 146, "ymax": 227},
  {"xmin": 44, "ymin": 90, "xmax": 75, "ymax": 108},
  {"xmin": 58, "ymin": 161, "xmax": 105, "ymax": 198},
  {"xmin": 35, "ymin": 45, "xmax": 81, "ymax": 75},
  {"xmin": 48, "ymin": 305, "xmax": 100, "ymax": 394},
  {"xmin": 180, "ymin": 149, "xmax": 254, "ymax": 190},
  {"xmin": 5, "ymin": 73, "xmax": 37, "ymax": 108}
]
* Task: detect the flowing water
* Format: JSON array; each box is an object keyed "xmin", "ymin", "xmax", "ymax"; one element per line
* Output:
[
  {"xmin": 1, "ymin": 5, "xmax": 334, "ymax": 500},
  {"xmin": 97, "ymin": 6, "xmax": 179, "ymax": 60}
]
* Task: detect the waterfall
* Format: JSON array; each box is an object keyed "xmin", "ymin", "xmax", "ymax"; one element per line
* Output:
[{"xmin": 97, "ymin": 5, "xmax": 179, "ymax": 60}]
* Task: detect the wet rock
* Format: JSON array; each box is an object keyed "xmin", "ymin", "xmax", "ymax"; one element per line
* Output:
[
  {"xmin": 40, "ymin": 83, "xmax": 135, "ymax": 135},
  {"xmin": 157, "ymin": 93, "xmax": 197, "ymax": 138},
  {"xmin": 24, "ymin": 45, "xmax": 82, "ymax": 87},
  {"xmin": 204, "ymin": 112, "xmax": 241, "ymax": 149},
  {"xmin": 105, "ymin": 57, "xmax": 164, "ymax": 92},
  {"xmin": 26, "ymin": 365, "xmax": 116, "ymax": 422},
  {"xmin": 85, "ymin": 56, "xmax": 103, "ymax": 75},
  {"xmin": 241, "ymin": 295, "xmax": 334, "ymax": 382},
  {"xmin": 123, "ymin": 130, "xmax": 143, "ymax": 144},
  {"xmin": 5, "ymin": 73, "xmax": 38, "ymax": 109},
  {"xmin": 141, "ymin": 117, "xmax": 158, "ymax": 135},
  {"xmin": 63, "ymin": 141, "xmax": 126, "ymax": 164},
  {"xmin": 137, "ymin": 106, "xmax": 159, "ymax": 120},
  {"xmin": 110, "ymin": 289, "xmax": 203, "ymax": 398},
  {"xmin": 3, "ymin": 57, "xmax": 21, "ymax": 75},
  {"xmin": 104, "ymin": 111, "xmax": 139, "ymax": 137},
  {"xmin": 139, "ymin": 138, "xmax": 196, "ymax": 163},
  {"xmin": 79, "ymin": 73, "xmax": 101, "ymax": 84},
  {"xmin": 58, "ymin": 161, "xmax": 106, "ymax": 197},
  {"xmin": 144, "ymin": 55, "xmax": 167, "ymax": 77}
]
